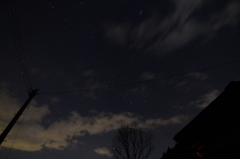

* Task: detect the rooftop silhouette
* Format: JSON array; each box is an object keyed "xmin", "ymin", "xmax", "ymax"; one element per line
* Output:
[{"xmin": 161, "ymin": 81, "xmax": 240, "ymax": 159}]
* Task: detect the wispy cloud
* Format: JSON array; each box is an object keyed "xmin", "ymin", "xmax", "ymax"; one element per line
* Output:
[
  {"xmin": 190, "ymin": 89, "xmax": 220, "ymax": 108},
  {"xmin": 142, "ymin": 115, "xmax": 187, "ymax": 126},
  {"xmin": 0, "ymin": 89, "xmax": 187, "ymax": 152},
  {"xmin": 176, "ymin": 81, "xmax": 188, "ymax": 87},
  {"xmin": 188, "ymin": 72, "xmax": 208, "ymax": 80},
  {"xmin": 105, "ymin": 0, "xmax": 240, "ymax": 55},
  {"xmin": 94, "ymin": 147, "xmax": 113, "ymax": 157},
  {"xmin": 105, "ymin": 24, "xmax": 131, "ymax": 46},
  {"xmin": 47, "ymin": 96, "xmax": 61, "ymax": 104},
  {"xmin": 140, "ymin": 72, "xmax": 156, "ymax": 81}
]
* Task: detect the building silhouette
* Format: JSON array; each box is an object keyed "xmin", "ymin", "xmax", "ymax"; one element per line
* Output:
[{"xmin": 161, "ymin": 81, "xmax": 240, "ymax": 159}]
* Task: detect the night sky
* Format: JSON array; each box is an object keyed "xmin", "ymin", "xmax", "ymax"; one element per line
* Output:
[{"xmin": 1, "ymin": 0, "xmax": 240, "ymax": 159}]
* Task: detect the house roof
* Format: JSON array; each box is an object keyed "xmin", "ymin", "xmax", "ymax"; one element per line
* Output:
[{"xmin": 173, "ymin": 81, "xmax": 240, "ymax": 147}]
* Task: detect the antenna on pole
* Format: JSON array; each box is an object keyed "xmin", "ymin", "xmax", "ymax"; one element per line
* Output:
[{"xmin": 0, "ymin": 89, "xmax": 38, "ymax": 145}]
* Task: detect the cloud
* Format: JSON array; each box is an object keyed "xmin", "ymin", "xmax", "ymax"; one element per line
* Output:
[
  {"xmin": 82, "ymin": 69, "xmax": 96, "ymax": 78},
  {"xmin": 94, "ymin": 147, "xmax": 113, "ymax": 157},
  {"xmin": 105, "ymin": 23, "xmax": 130, "ymax": 46},
  {"xmin": 142, "ymin": 115, "xmax": 188, "ymax": 126},
  {"xmin": 77, "ymin": 69, "xmax": 108, "ymax": 99},
  {"xmin": 0, "ymin": 89, "xmax": 187, "ymax": 152},
  {"xmin": 209, "ymin": 1, "xmax": 240, "ymax": 31},
  {"xmin": 0, "ymin": 92, "xmax": 21, "ymax": 124},
  {"xmin": 190, "ymin": 89, "xmax": 220, "ymax": 108},
  {"xmin": 48, "ymin": 96, "xmax": 61, "ymax": 104},
  {"xmin": 0, "ymin": 86, "xmax": 50, "ymax": 151},
  {"xmin": 176, "ymin": 81, "xmax": 188, "ymax": 87},
  {"xmin": 104, "ymin": 0, "xmax": 240, "ymax": 55},
  {"xmin": 24, "ymin": 102, "xmax": 50, "ymax": 123},
  {"xmin": 140, "ymin": 72, "xmax": 156, "ymax": 81},
  {"xmin": 188, "ymin": 72, "xmax": 208, "ymax": 80}
]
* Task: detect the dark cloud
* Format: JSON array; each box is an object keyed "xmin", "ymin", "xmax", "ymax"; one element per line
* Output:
[{"xmin": 105, "ymin": 0, "xmax": 240, "ymax": 55}]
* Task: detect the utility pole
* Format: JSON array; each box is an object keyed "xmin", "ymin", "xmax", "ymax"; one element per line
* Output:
[{"xmin": 0, "ymin": 89, "xmax": 38, "ymax": 145}]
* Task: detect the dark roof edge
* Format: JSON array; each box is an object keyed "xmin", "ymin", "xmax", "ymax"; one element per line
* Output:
[{"xmin": 225, "ymin": 81, "xmax": 240, "ymax": 91}]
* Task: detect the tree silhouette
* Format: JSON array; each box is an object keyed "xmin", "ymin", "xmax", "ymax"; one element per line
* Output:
[{"xmin": 112, "ymin": 124, "xmax": 154, "ymax": 159}]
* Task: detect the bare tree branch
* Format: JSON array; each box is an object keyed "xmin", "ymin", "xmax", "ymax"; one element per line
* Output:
[{"xmin": 112, "ymin": 124, "xmax": 154, "ymax": 159}]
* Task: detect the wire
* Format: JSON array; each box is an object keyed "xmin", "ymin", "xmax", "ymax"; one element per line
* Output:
[
  {"xmin": 39, "ymin": 59, "xmax": 240, "ymax": 95},
  {"xmin": 6, "ymin": 106, "xmax": 30, "ymax": 159},
  {"xmin": 12, "ymin": 0, "xmax": 33, "ymax": 92},
  {"xmin": 6, "ymin": 0, "xmax": 33, "ymax": 94}
]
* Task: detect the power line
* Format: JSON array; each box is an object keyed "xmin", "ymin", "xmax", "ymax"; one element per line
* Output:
[
  {"xmin": 39, "ymin": 59, "xmax": 240, "ymax": 95},
  {"xmin": 6, "ymin": 0, "xmax": 33, "ymax": 94},
  {"xmin": 12, "ymin": 0, "xmax": 33, "ymax": 92},
  {"xmin": 6, "ymin": 106, "xmax": 30, "ymax": 159}
]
